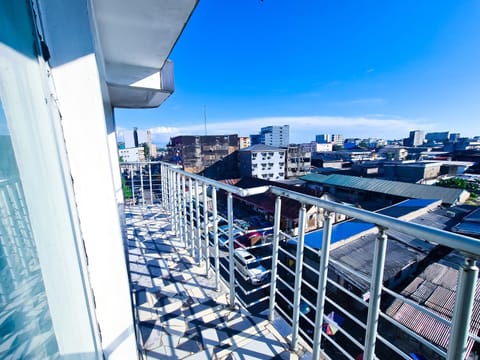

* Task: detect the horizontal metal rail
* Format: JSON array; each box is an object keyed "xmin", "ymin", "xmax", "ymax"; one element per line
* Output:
[
  {"xmin": 270, "ymin": 186, "xmax": 480, "ymax": 257},
  {"xmin": 150, "ymin": 162, "xmax": 480, "ymax": 360}
]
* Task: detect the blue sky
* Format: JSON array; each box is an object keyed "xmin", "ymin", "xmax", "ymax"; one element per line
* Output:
[{"xmin": 115, "ymin": 0, "xmax": 480, "ymax": 146}]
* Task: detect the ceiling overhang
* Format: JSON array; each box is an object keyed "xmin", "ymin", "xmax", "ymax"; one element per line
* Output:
[{"xmin": 91, "ymin": 0, "xmax": 198, "ymax": 108}]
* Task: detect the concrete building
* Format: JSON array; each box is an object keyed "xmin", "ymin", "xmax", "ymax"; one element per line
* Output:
[
  {"xmin": 119, "ymin": 147, "xmax": 145, "ymax": 162},
  {"xmin": 250, "ymin": 125, "xmax": 289, "ymax": 148},
  {"xmin": 378, "ymin": 146, "xmax": 408, "ymax": 161},
  {"xmin": 313, "ymin": 142, "xmax": 334, "ymax": 152},
  {"xmin": 315, "ymin": 134, "xmax": 330, "ymax": 143},
  {"xmin": 383, "ymin": 162, "xmax": 442, "ymax": 183},
  {"xmin": 406, "ymin": 130, "xmax": 425, "ymax": 147},
  {"xmin": 167, "ymin": 135, "xmax": 239, "ymax": 178},
  {"xmin": 239, "ymin": 144, "xmax": 286, "ymax": 181},
  {"xmin": 425, "ymin": 131, "xmax": 449, "ymax": 144},
  {"xmin": 239, "ymin": 136, "xmax": 251, "ymax": 149},
  {"xmin": 0, "ymin": 0, "xmax": 197, "ymax": 358},
  {"xmin": 286, "ymin": 144, "xmax": 311, "ymax": 178},
  {"xmin": 331, "ymin": 134, "xmax": 344, "ymax": 146}
]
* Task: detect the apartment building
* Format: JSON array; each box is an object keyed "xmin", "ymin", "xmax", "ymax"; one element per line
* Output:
[
  {"xmin": 167, "ymin": 135, "xmax": 239, "ymax": 177},
  {"xmin": 251, "ymin": 125, "xmax": 289, "ymax": 148},
  {"xmin": 239, "ymin": 144, "xmax": 286, "ymax": 180},
  {"xmin": 286, "ymin": 144, "xmax": 311, "ymax": 178},
  {"xmin": 239, "ymin": 136, "xmax": 251, "ymax": 149}
]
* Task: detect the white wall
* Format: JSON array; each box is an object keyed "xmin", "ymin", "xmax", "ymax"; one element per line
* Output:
[{"xmin": 37, "ymin": 0, "xmax": 137, "ymax": 358}]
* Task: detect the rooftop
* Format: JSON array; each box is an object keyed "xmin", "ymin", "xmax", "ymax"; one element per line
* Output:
[
  {"xmin": 241, "ymin": 144, "xmax": 286, "ymax": 152},
  {"xmin": 300, "ymin": 173, "xmax": 469, "ymax": 205}
]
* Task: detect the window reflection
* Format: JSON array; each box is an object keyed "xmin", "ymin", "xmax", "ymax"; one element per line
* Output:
[{"xmin": 0, "ymin": 102, "xmax": 59, "ymax": 359}]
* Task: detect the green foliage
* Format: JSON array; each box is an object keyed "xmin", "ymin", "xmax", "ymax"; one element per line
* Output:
[
  {"xmin": 142, "ymin": 142, "xmax": 150, "ymax": 160},
  {"xmin": 122, "ymin": 177, "xmax": 132, "ymax": 199},
  {"xmin": 437, "ymin": 177, "xmax": 480, "ymax": 198}
]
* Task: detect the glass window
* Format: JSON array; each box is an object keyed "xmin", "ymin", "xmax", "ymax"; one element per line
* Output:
[{"xmin": 0, "ymin": 102, "xmax": 60, "ymax": 358}]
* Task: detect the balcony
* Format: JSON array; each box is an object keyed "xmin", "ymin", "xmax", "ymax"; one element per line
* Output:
[{"xmin": 124, "ymin": 162, "xmax": 480, "ymax": 360}]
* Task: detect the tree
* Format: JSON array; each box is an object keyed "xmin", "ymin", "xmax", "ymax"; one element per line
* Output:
[
  {"xmin": 122, "ymin": 177, "xmax": 132, "ymax": 199},
  {"xmin": 437, "ymin": 177, "xmax": 479, "ymax": 198}
]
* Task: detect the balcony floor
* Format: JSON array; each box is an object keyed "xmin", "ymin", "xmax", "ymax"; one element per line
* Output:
[{"xmin": 125, "ymin": 205, "xmax": 309, "ymax": 359}]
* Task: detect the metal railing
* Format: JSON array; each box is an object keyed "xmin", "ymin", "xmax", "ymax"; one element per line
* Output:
[{"xmin": 127, "ymin": 162, "xmax": 480, "ymax": 360}]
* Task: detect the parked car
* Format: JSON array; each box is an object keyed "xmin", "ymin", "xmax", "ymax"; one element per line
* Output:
[
  {"xmin": 216, "ymin": 226, "xmax": 244, "ymax": 248},
  {"xmin": 234, "ymin": 227, "xmax": 273, "ymax": 249},
  {"xmin": 233, "ymin": 248, "xmax": 270, "ymax": 285}
]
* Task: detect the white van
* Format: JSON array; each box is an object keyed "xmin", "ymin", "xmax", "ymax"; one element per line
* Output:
[{"xmin": 233, "ymin": 249, "xmax": 270, "ymax": 285}]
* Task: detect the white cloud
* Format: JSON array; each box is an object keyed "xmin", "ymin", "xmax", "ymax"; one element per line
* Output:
[{"xmin": 140, "ymin": 115, "xmax": 434, "ymax": 146}]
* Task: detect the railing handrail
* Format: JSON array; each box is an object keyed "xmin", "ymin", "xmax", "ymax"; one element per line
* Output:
[
  {"xmin": 146, "ymin": 161, "xmax": 480, "ymax": 359},
  {"xmin": 161, "ymin": 162, "xmax": 271, "ymax": 197},
  {"xmin": 270, "ymin": 186, "xmax": 480, "ymax": 257},
  {"xmin": 157, "ymin": 161, "xmax": 480, "ymax": 257}
]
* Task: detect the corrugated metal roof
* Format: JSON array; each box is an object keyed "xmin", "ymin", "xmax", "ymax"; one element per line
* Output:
[
  {"xmin": 386, "ymin": 262, "xmax": 480, "ymax": 355},
  {"xmin": 464, "ymin": 208, "xmax": 480, "ymax": 223},
  {"xmin": 300, "ymin": 174, "xmax": 468, "ymax": 205}
]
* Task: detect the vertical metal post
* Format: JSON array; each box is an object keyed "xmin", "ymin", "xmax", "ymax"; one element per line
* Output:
[
  {"xmin": 148, "ymin": 162, "xmax": 153, "ymax": 205},
  {"xmin": 194, "ymin": 180, "xmax": 201, "ymax": 264},
  {"xmin": 176, "ymin": 172, "xmax": 182, "ymax": 239},
  {"xmin": 268, "ymin": 195, "xmax": 282, "ymax": 321},
  {"xmin": 188, "ymin": 177, "xmax": 194, "ymax": 257},
  {"xmin": 172, "ymin": 172, "xmax": 178, "ymax": 234},
  {"xmin": 228, "ymin": 192, "xmax": 236, "ymax": 309},
  {"xmin": 364, "ymin": 228, "xmax": 388, "ymax": 360},
  {"xmin": 168, "ymin": 169, "xmax": 173, "ymax": 216},
  {"xmin": 291, "ymin": 203, "xmax": 307, "ymax": 351},
  {"xmin": 212, "ymin": 187, "xmax": 220, "ymax": 291},
  {"xmin": 312, "ymin": 211, "xmax": 334, "ymax": 359},
  {"xmin": 181, "ymin": 175, "xmax": 187, "ymax": 245},
  {"xmin": 203, "ymin": 182, "xmax": 210, "ymax": 277},
  {"xmin": 161, "ymin": 164, "xmax": 167, "ymax": 208},
  {"xmin": 130, "ymin": 164, "xmax": 135, "ymax": 205},
  {"xmin": 160, "ymin": 164, "xmax": 164, "ymax": 207},
  {"xmin": 140, "ymin": 163, "xmax": 145, "ymax": 206},
  {"xmin": 447, "ymin": 257, "xmax": 478, "ymax": 360}
]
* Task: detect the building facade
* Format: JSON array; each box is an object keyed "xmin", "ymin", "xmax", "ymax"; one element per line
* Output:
[
  {"xmin": 239, "ymin": 136, "xmax": 251, "ymax": 149},
  {"xmin": 167, "ymin": 135, "xmax": 239, "ymax": 177},
  {"xmin": 119, "ymin": 147, "xmax": 145, "ymax": 162},
  {"xmin": 286, "ymin": 144, "xmax": 312, "ymax": 178},
  {"xmin": 239, "ymin": 144, "xmax": 286, "ymax": 181},
  {"xmin": 250, "ymin": 125, "xmax": 289, "ymax": 148},
  {"xmin": 406, "ymin": 130, "xmax": 425, "ymax": 147}
]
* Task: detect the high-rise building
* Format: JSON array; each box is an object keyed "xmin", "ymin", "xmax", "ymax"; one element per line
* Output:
[
  {"xmin": 331, "ymin": 134, "xmax": 344, "ymax": 146},
  {"xmin": 450, "ymin": 133, "xmax": 461, "ymax": 142},
  {"xmin": 425, "ymin": 131, "xmax": 449, "ymax": 143},
  {"xmin": 259, "ymin": 125, "xmax": 289, "ymax": 147},
  {"xmin": 315, "ymin": 134, "xmax": 331, "ymax": 143},
  {"xmin": 133, "ymin": 127, "xmax": 139, "ymax": 147},
  {"xmin": 407, "ymin": 130, "xmax": 425, "ymax": 147}
]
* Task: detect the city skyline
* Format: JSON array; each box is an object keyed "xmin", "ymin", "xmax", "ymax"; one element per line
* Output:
[{"xmin": 115, "ymin": 0, "xmax": 480, "ymax": 146}]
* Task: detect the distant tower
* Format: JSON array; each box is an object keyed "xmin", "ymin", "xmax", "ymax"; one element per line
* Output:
[
  {"xmin": 133, "ymin": 127, "xmax": 139, "ymax": 147},
  {"xmin": 407, "ymin": 130, "xmax": 425, "ymax": 147},
  {"xmin": 315, "ymin": 134, "xmax": 331, "ymax": 143},
  {"xmin": 259, "ymin": 125, "xmax": 289, "ymax": 147},
  {"xmin": 146, "ymin": 130, "xmax": 152, "ymax": 145}
]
